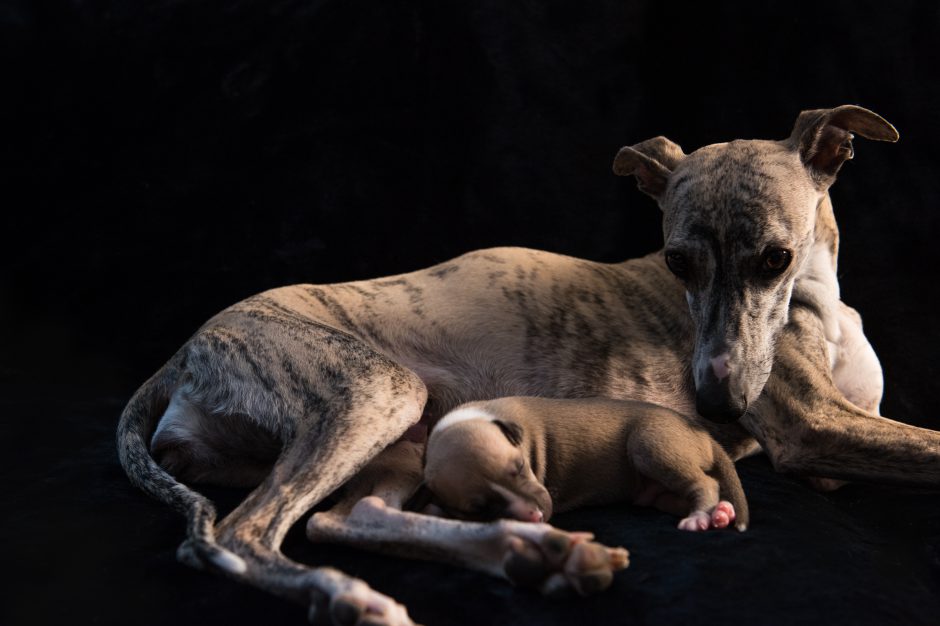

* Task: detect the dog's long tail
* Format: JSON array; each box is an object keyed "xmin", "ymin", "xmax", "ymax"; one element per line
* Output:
[
  {"xmin": 710, "ymin": 440, "xmax": 750, "ymax": 532},
  {"xmin": 116, "ymin": 357, "xmax": 247, "ymax": 574}
]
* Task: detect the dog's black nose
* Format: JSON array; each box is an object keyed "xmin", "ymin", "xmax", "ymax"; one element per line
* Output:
[{"xmin": 695, "ymin": 381, "xmax": 747, "ymax": 423}]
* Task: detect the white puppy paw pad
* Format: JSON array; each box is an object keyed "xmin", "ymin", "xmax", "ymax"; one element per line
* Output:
[{"xmin": 678, "ymin": 511, "xmax": 711, "ymax": 531}]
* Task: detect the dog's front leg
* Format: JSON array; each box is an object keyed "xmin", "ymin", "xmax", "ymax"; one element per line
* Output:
[
  {"xmin": 307, "ymin": 497, "xmax": 629, "ymax": 598},
  {"xmin": 743, "ymin": 306, "xmax": 940, "ymax": 485},
  {"xmin": 308, "ymin": 438, "xmax": 628, "ymax": 597}
]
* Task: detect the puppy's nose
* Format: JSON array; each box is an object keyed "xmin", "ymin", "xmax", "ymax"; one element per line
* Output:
[{"xmin": 512, "ymin": 505, "xmax": 543, "ymax": 522}]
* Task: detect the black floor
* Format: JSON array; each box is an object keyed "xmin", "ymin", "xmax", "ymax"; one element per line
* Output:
[
  {"xmin": 6, "ymin": 386, "xmax": 940, "ymax": 625},
  {"xmin": 4, "ymin": 1, "xmax": 940, "ymax": 624}
]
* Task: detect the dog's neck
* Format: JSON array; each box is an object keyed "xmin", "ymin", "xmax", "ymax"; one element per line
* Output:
[
  {"xmin": 790, "ymin": 193, "xmax": 842, "ymax": 344},
  {"xmin": 812, "ymin": 192, "xmax": 840, "ymax": 270}
]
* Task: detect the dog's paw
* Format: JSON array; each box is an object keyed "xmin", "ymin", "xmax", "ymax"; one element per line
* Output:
[
  {"xmin": 309, "ymin": 579, "xmax": 419, "ymax": 626},
  {"xmin": 176, "ymin": 538, "xmax": 248, "ymax": 574},
  {"xmin": 678, "ymin": 501, "xmax": 736, "ymax": 531},
  {"xmin": 502, "ymin": 525, "xmax": 629, "ymax": 597}
]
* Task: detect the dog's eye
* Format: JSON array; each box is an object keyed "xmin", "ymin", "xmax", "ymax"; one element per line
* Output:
[
  {"xmin": 761, "ymin": 248, "xmax": 792, "ymax": 275},
  {"xmin": 664, "ymin": 251, "xmax": 689, "ymax": 280}
]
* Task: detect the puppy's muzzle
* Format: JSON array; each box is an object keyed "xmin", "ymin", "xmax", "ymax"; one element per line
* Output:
[{"xmin": 507, "ymin": 502, "xmax": 544, "ymax": 523}]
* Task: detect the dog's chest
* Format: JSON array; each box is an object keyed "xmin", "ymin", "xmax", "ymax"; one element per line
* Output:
[{"xmin": 828, "ymin": 308, "xmax": 883, "ymax": 414}]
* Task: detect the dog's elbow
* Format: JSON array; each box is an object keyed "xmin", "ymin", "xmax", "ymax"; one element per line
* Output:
[
  {"xmin": 765, "ymin": 443, "xmax": 805, "ymax": 474},
  {"xmin": 762, "ymin": 416, "xmax": 829, "ymax": 475}
]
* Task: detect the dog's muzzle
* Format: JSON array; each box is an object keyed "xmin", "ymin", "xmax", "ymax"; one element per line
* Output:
[{"xmin": 695, "ymin": 377, "xmax": 748, "ymax": 423}]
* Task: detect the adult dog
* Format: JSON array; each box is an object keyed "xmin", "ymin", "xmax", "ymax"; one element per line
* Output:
[{"xmin": 118, "ymin": 105, "xmax": 940, "ymax": 625}]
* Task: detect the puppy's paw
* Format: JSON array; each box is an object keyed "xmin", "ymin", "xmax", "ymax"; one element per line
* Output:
[
  {"xmin": 678, "ymin": 501, "xmax": 737, "ymax": 531},
  {"xmin": 677, "ymin": 511, "xmax": 711, "ymax": 531},
  {"xmin": 709, "ymin": 501, "xmax": 735, "ymax": 529}
]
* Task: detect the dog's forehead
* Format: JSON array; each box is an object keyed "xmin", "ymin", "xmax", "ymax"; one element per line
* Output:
[{"xmin": 664, "ymin": 139, "xmax": 814, "ymax": 247}]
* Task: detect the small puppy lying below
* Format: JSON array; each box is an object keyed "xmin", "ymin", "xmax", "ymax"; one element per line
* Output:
[{"xmin": 423, "ymin": 396, "xmax": 749, "ymax": 531}]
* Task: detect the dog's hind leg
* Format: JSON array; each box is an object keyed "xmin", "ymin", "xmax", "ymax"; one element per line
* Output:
[
  {"xmin": 206, "ymin": 364, "xmax": 427, "ymax": 626},
  {"xmin": 155, "ymin": 312, "xmax": 430, "ymax": 625}
]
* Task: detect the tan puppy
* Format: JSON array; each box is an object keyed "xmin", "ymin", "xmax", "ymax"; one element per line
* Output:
[{"xmin": 424, "ymin": 397, "xmax": 749, "ymax": 531}]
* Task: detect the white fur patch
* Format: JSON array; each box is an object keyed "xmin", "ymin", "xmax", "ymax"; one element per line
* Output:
[
  {"xmin": 794, "ymin": 241, "xmax": 841, "ymax": 342},
  {"xmin": 434, "ymin": 406, "xmax": 495, "ymax": 432},
  {"xmin": 152, "ymin": 390, "xmax": 205, "ymax": 450},
  {"xmin": 210, "ymin": 549, "xmax": 247, "ymax": 574},
  {"xmin": 830, "ymin": 306, "xmax": 883, "ymax": 414}
]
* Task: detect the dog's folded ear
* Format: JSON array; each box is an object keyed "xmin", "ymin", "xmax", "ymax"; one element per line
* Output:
[
  {"xmin": 612, "ymin": 136, "xmax": 685, "ymax": 200},
  {"xmin": 788, "ymin": 105, "xmax": 898, "ymax": 187},
  {"xmin": 494, "ymin": 419, "xmax": 524, "ymax": 446}
]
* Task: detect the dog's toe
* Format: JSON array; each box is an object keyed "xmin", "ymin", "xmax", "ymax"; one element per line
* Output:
[
  {"xmin": 564, "ymin": 542, "xmax": 617, "ymax": 596},
  {"xmin": 541, "ymin": 529, "xmax": 574, "ymax": 562},
  {"xmin": 322, "ymin": 580, "xmax": 417, "ymax": 626},
  {"xmin": 504, "ymin": 537, "xmax": 553, "ymax": 588},
  {"xmin": 330, "ymin": 595, "xmax": 363, "ymax": 626},
  {"xmin": 500, "ymin": 524, "xmax": 628, "ymax": 597},
  {"xmin": 607, "ymin": 546, "xmax": 630, "ymax": 570}
]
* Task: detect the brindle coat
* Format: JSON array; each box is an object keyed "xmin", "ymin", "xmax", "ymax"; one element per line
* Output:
[{"xmin": 118, "ymin": 105, "xmax": 940, "ymax": 626}]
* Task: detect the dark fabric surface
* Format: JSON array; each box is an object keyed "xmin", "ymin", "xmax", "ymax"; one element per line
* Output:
[{"xmin": 3, "ymin": 1, "xmax": 940, "ymax": 625}]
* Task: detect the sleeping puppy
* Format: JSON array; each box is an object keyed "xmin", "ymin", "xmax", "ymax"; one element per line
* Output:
[{"xmin": 423, "ymin": 396, "xmax": 749, "ymax": 531}]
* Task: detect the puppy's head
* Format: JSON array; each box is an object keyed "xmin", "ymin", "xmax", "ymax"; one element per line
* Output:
[{"xmin": 424, "ymin": 411, "xmax": 552, "ymax": 523}]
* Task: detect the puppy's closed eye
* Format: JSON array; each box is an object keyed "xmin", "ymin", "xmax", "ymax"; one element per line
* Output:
[{"xmin": 494, "ymin": 419, "xmax": 523, "ymax": 446}]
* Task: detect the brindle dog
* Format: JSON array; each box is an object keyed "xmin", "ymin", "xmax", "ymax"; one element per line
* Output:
[{"xmin": 118, "ymin": 105, "xmax": 940, "ymax": 626}]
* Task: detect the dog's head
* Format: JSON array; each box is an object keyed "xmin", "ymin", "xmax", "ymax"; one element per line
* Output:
[
  {"xmin": 424, "ymin": 415, "xmax": 552, "ymax": 523},
  {"xmin": 613, "ymin": 105, "xmax": 897, "ymax": 423}
]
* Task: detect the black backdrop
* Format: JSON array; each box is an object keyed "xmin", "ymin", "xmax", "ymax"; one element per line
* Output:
[{"xmin": 3, "ymin": 2, "xmax": 940, "ymax": 625}]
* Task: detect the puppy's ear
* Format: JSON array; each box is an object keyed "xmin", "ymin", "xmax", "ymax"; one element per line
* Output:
[
  {"xmin": 612, "ymin": 136, "xmax": 685, "ymax": 200},
  {"xmin": 494, "ymin": 419, "xmax": 524, "ymax": 447},
  {"xmin": 788, "ymin": 105, "xmax": 898, "ymax": 187},
  {"xmin": 404, "ymin": 482, "xmax": 435, "ymax": 512}
]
